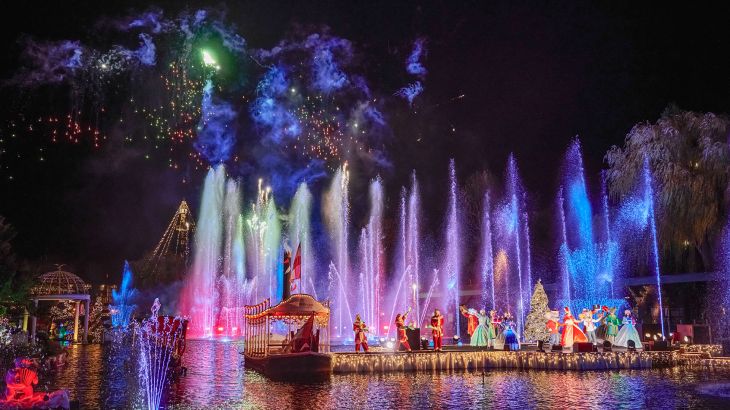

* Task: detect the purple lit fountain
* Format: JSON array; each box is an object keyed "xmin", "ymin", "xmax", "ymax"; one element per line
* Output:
[{"xmin": 136, "ymin": 299, "xmax": 187, "ymax": 410}]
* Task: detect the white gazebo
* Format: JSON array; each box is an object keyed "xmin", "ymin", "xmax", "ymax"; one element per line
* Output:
[{"xmin": 30, "ymin": 267, "xmax": 91, "ymax": 343}]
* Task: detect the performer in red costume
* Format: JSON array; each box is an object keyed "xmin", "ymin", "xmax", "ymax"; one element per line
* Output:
[
  {"xmin": 353, "ymin": 314, "xmax": 369, "ymax": 352},
  {"xmin": 459, "ymin": 305, "xmax": 478, "ymax": 337},
  {"xmin": 560, "ymin": 307, "xmax": 588, "ymax": 348},
  {"xmin": 430, "ymin": 309, "xmax": 445, "ymax": 351},
  {"xmin": 395, "ymin": 307, "xmax": 413, "ymax": 352},
  {"xmin": 545, "ymin": 311, "xmax": 560, "ymax": 347}
]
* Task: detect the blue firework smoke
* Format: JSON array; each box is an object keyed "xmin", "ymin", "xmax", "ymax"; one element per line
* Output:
[
  {"xmin": 194, "ymin": 80, "xmax": 237, "ymax": 163},
  {"xmin": 10, "ymin": 39, "xmax": 85, "ymax": 85},
  {"xmin": 406, "ymin": 38, "xmax": 427, "ymax": 77},
  {"xmin": 131, "ymin": 33, "xmax": 156, "ymax": 66},
  {"xmin": 257, "ymin": 33, "xmax": 353, "ymax": 94},
  {"xmin": 307, "ymin": 34, "xmax": 350, "ymax": 93},
  {"xmin": 396, "ymin": 38, "xmax": 428, "ymax": 105},
  {"xmin": 250, "ymin": 65, "xmax": 300, "ymax": 143},
  {"xmin": 394, "ymin": 81, "xmax": 423, "ymax": 105},
  {"xmin": 211, "ymin": 20, "xmax": 246, "ymax": 53},
  {"xmin": 125, "ymin": 9, "xmax": 171, "ymax": 33}
]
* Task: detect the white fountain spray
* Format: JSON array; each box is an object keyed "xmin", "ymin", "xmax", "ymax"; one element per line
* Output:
[
  {"xmin": 324, "ymin": 164, "xmax": 351, "ymax": 336},
  {"xmin": 643, "ymin": 159, "xmax": 665, "ymax": 336},
  {"xmin": 181, "ymin": 166, "xmax": 225, "ymax": 337},
  {"xmin": 245, "ymin": 179, "xmax": 281, "ymax": 304},
  {"xmin": 363, "ymin": 177, "xmax": 384, "ymax": 334},
  {"xmin": 289, "ymin": 182, "xmax": 314, "ymax": 294},
  {"xmin": 444, "ymin": 159, "xmax": 461, "ymax": 336},
  {"xmin": 558, "ymin": 186, "xmax": 572, "ymax": 307},
  {"xmin": 522, "ymin": 191, "xmax": 533, "ymax": 309},
  {"xmin": 481, "ymin": 191, "xmax": 495, "ymax": 308},
  {"xmin": 406, "ymin": 172, "xmax": 421, "ymax": 323},
  {"xmin": 508, "ymin": 155, "xmax": 526, "ymax": 337},
  {"xmin": 221, "ymin": 179, "xmax": 245, "ymax": 336}
]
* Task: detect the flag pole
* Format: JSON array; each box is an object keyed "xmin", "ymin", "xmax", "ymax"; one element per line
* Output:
[{"xmin": 299, "ymin": 240, "xmax": 303, "ymax": 295}]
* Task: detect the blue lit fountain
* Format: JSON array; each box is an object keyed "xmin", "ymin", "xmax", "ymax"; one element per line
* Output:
[
  {"xmin": 558, "ymin": 139, "xmax": 623, "ymax": 313},
  {"xmin": 111, "ymin": 261, "xmax": 138, "ymax": 329}
]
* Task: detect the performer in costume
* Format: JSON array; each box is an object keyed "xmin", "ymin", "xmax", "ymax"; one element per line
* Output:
[
  {"xmin": 459, "ymin": 305, "xmax": 479, "ymax": 338},
  {"xmin": 604, "ymin": 307, "xmax": 621, "ymax": 344},
  {"xmin": 467, "ymin": 308, "xmax": 490, "ymax": 347},
  {"xmin": 496, "ymin": 312, "xmax": 511, "ymax": 347},
  {"xmin": 395, "ymin": 307, "xmax": 413, "ymax": 352},
  {"xmin": 595, "ymin": 305, "xmax": 609, "ymax": 340},
  {"xmin": 545, "ymin": 311, "xmax": 560, "ymax": 347},
  {"xmin": 353, "ymin": 314, "xmax": 369, "ymax": 352},
  {"xmin": 614, "ymin": 309, "xmax": 642, "ymax": 348},
  {"xmin": 502, "ymin": 317, "xmax": 520, "ymax": 350},
  {"xmin": 580, "ymin": 308, "xmax": 603, "ymax": 345},
  {"xmin": 430, "ymin": 309, "xmax": 445, "ymax": 351},
  {"xmin": 560, "ymin": 307, "xmax": 588, "ymax": 348},
  {"xmin": 487, "ymin": 310, "xmax": 498, "ymax": 348}
]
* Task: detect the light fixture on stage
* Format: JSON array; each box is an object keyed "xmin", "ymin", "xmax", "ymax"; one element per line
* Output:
[
  {"xmin": 603, "ymin": 340, "xmax": 612, "ymax": 352},
  {"xmin": 627, "ymin": 340, "xmax": 637, "ymax": 352}
]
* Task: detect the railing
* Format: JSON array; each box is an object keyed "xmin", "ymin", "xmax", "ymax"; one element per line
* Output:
[
  {"xmin": 244, "ymin": 298, "xmax": 270, "ymax": 357},
  {"xmin": 244, "ymin": 298, "xmax": 333, "ymax": 356}
]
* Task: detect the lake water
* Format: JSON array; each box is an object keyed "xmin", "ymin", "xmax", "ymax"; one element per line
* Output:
[{"xmin": 42, "ymin": 340, "xmax": 730, "ymax": 409}]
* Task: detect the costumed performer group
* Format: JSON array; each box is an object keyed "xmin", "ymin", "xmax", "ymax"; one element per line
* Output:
[
  {"xmin": 351, "ymin": 304, "xmax": 644, "ymax": 352},
  {"xmin": 544, "ymin": 306, "xmax": 643, "ymax": 350}
]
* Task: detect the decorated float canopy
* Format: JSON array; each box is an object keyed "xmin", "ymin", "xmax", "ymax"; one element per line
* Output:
[{"xmin": 245, "ymin": 294, "xmax": 330, "ymax": 326}]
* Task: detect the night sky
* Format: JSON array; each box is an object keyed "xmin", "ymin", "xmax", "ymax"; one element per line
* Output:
[{"xmin": 2, "ymin": 1, "xmax": 730, "ymax": 283}]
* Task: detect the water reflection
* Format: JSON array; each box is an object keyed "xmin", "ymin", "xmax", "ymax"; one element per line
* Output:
[{"xmin": 42, "ymin": 340, "xmax": 729, "ymax": 409}]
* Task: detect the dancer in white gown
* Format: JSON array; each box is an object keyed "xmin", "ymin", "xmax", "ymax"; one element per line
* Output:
[{"xmin": 614, "ymin": 310, "xmax": 643, "ymax": 348}]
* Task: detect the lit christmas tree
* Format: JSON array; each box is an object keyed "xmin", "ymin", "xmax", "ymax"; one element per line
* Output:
[
  {"xmin": 49, "ymin": 301, "xmax": 76, "ymax": 341},
  {"xmin": 89, "ymin": 297, "xmax": 105, "ymax": 343},
  {"xmin": 524, "ymin": 279, "xmax": 551, "ymax": 342}
]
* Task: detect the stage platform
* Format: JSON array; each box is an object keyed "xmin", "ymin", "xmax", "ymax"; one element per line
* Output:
[{"xmin": 330, "ymin": 349, "xmax": 696, "ymax": 373}]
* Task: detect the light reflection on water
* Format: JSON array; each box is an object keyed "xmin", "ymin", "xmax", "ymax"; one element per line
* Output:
[{"xmin": 43, "ymin": 340, "xmax": 729, "ymax": 409}]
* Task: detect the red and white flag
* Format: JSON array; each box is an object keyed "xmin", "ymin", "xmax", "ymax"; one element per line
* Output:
[{"xmin": 292, "ymin": 243, "xmax": 302, "ymax": 280}]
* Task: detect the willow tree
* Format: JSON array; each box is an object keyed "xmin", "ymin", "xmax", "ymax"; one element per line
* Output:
[{"xmin": 605, "ymin": 107, "xmax": 730, "ymax": 271}]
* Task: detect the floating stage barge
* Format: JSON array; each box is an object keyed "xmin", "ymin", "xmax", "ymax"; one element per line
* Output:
[
  {"xmin": 242, "ymin": 294, "xmax": 726, "ymax": 377},
  {"xmin": 330, "ymin": 350, "xmax": 681, "ymax": 373}
]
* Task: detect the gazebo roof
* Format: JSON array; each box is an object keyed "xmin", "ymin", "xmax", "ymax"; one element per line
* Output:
[{"xmin": 31, "ymin": 269, "xmax": 89, "ymax": 296}]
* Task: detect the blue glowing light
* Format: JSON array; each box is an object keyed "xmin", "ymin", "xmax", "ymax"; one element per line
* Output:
[{"xmin": 111, "ymin": 261, "xmax": 138, "ymax": 328}]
